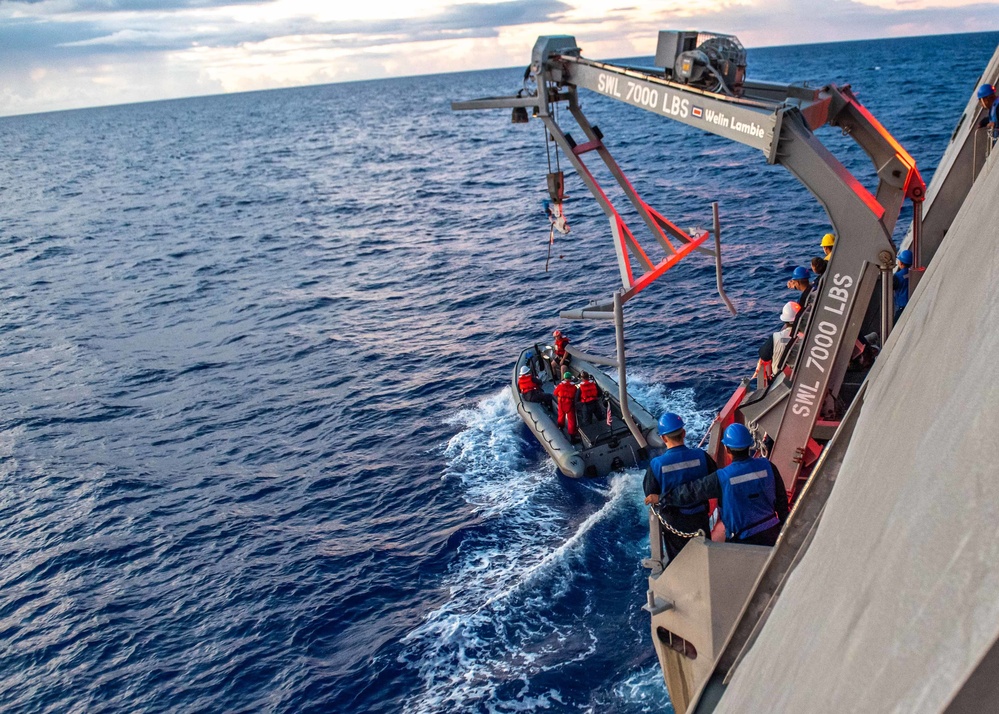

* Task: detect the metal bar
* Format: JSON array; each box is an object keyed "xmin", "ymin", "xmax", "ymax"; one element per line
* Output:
[
  {"xmin": 767, "ymin": 110, "xmax": 895, "ymax": 488},
  {"xmin": 614, "ymin": 291, "xmax": 648, "ymax": 449},
  {"xmin": 558, "ymin": 308, "xmax": 616, "ymax": 321},
  {"xmin": 645, "ymin": 510, "xmax": 665, "ymax": 575},
  {"xmin": 565, "ymin": 102, "xmax": 681, "ymax": 257},
  {"xmin": 620, "ymin": 230, "xmax": 711, "ymax": 302},
  {"xmin": 712, "ymin": 202, "xmax": 737, "ymax": 315},
  {"xmin": 563, "ymin": 345, "xmax": 618, "ymax": 367},
  {"xmin": 537, "ymin": 114, "xmax": 655, "ymax": 276},
  {"xmin": 562, "ymin": 58, "xmax": 781, "ymax": 157},
  {"xmin": 912, "ymin": 198, "xmax": 923, "ymax": 269},
  {"xmin": 450, "ymin": 95, "xmax": 543, "ymax": 111},
  {"xmin": 881, "ymin": 264, "xmax": 893, "ymax": 341}
]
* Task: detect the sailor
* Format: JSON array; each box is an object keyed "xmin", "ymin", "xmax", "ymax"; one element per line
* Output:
[
  {"xmin": 810, "ymin": 256, "xmax": 827, "ymax": 290},
  {"xmin": 755, "ymin": 301, "xmax": 801, "ymax": 385},
  {"xmin": 643, "ymin": 413, "xmax": 716, "ymax": 561},
  {"xmin": 787, "ymin": 266, "xmax": 811, "ymax": 307},
  {"xmin": 577, "ymin": 371, "xmax": 601, "ymax": 425},
  {"xmin": 553, "ymin": 370, "xmax": 579, "ymax": 441},
  {"xmin": 547, "ymin": 330, "xmax": 571, "ymax": 381},
  {"xmin": 664, "ymin": 423, "xmax": 789, "ymax": 546},
  {"xmin": 518, "ymin": 365, "xmax": 552, "ymax": 407},
  {"xmin": 893, "ymin": 248, "xmax": 913, "ymax": 322},
  {"xmin": 978, "ymin": 84, "xmax": 998, "ymax": 142},
  {"xmin": 821, "ymin": 232, "xmax": 835, "ymax": 261}
]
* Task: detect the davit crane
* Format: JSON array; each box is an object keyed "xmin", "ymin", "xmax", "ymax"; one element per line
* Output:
[{"xmin": 454, "ymin": 30, "xmax": 926, "ymax": 712}]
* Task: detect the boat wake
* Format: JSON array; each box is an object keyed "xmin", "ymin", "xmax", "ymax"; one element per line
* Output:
[{"xmin": 400, "ymin": 380, "xmax": 700, "ymax": 711}]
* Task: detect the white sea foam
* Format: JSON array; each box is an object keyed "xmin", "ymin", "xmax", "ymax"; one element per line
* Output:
[
  {"xmin": 402, "ymin": 385, "xmax": 708, "ymax": 712},
  {"xmin": 606, "ymin": 664, "xmax": 673, "ymax": 713}
]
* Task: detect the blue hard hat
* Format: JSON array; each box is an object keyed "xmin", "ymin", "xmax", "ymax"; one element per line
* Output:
[
  {"xmin": 791, "ymin": 266, "xmax": 809, "ymax": 281},
  {"xmin": 898, "ymin": 249, "xmax": 913, "ymax": 266},
  {"xmin": 721, "ymin": 423, "xmax": 753, "ymax": 450},
  {"xmin": 978, "ymin": 84, "xmax": 996, "ymax": 100},
  {"xmin": 658, "ymin": 412, "xmax": 684, "ymax": 436}
]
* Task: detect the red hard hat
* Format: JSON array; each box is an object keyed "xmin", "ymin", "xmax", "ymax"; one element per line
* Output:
[{"xmin": 553, "ymin": 330, "xmax": 562, "ymax": 337}]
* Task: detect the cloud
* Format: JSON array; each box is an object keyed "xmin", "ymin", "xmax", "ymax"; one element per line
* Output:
[
  {"xmin": 1, "ymin": 0, "xmax": 573, "ymax": 55},
  {"xmin": 0, "ymin": 0, "xmax": 996, "ymax": 116}
]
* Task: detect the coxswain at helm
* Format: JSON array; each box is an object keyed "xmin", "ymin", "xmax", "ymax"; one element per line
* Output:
[
  {"xmin": 664, "ymin": 423, "xmax": 789, "ymax": 546},
  {"xmin": 643, "ymin": 412, "xmax": 716, "ymax": 561},
  {"xmin": 553, "ymin": 370, "xmax": 579, "ymax": 441}
]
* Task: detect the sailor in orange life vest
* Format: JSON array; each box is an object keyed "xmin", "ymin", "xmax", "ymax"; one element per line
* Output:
[
  {"xmin": 755, "ymin": 301, "xmax": 801, "ymax": 385},
  {"xmin": 643, "ymin": 412, "xmax": 715, "ymax": 561},
  {"xmin": 577, "ymin": 371, "xmax": 601, "ymax": 424},
  {"xmin": 552, "ymin": 370, "xmax": 579, "ymax": 441},
  {"xmin": 547, "ymin": 330, "xmax": 571, "ymax": 380},
  {"xmin": 664, "ymin": 423, "xmax": 789, "ymax": 546},
  {"xmin": 518, "ymin": 365, "xmax": 553, "ymax": 407}
]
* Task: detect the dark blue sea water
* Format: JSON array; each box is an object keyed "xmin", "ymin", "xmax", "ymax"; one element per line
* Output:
[{"xmin": 1, "ymin": 31, "xmax": 996, "ymax": 713}]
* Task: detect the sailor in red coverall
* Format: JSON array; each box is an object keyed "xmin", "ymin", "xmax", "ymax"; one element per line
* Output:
[
  {"xmin": 577, "ymin": 371, "xmax": 601, "ymax": 424},
  {"xmin": 553, "ymin": 371, "xmax": 578, "ymax": 440}
]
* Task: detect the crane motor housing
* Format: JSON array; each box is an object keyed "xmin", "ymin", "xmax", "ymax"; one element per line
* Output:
[{"xmin": 655, "ymin": 30, "xmax": 747, "ymax": 96}]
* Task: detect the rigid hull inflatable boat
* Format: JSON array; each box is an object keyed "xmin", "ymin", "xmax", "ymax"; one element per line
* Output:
[{"xmin": 512, "ymin": 344, "xmax": 662, "ymax": 478}]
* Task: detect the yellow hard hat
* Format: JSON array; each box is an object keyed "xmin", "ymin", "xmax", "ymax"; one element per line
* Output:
[{"xmin": 820, "ymin": 233, "xmax": 836, "ymax": 247}]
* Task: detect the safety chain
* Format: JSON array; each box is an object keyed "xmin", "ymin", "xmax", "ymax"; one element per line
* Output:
[{"xmin": 650, "ymin": 503, "xmax": 706, "ymax": 540}]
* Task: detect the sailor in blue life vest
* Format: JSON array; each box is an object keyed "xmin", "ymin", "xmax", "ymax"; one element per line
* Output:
[
  {"xmin": 893, "ymin": 248, "xmax": 913, "ymax": 322},
  {"xmin": 787, "ymin": 266, "xmax": 811, "ymax": 308},
  {"xmin": 643, "ymin": 413, "xmax": 716, "ymax": 561},
  {"xmin": 978, "ymin": 84, "xmax": 998, "ymax": 143},
  {"xmin": 664, "ymin": 423, "xmax": 789, "ymax": 546}
]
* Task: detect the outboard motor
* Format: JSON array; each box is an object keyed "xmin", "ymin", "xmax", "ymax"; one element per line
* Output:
[{"xmin": 655, "ymin": 30, "xmax": 747, "ymax": 96}]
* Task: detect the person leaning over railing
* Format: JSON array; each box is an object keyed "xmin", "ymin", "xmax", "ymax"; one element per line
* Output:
[
  {"xmin": 644, "ymin": 413, "xmax": 716, "ymax": 561},
  {"xmin": 978, "ymin": 84, "xmax": 998, "ymax": 144}
]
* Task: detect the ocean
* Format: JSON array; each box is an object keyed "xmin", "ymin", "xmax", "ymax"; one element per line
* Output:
[{"xmin": 1, "ymin": 31, "xmax": 996, "ymax": 713}]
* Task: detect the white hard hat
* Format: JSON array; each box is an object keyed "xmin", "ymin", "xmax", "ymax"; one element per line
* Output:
[
  {"xmin": 780, "ymin": 301, "xmax": 801, "ymax": 323},
  {"xmin": 519, "ymin": 366, "xmax": 531, "ymax": 376}
]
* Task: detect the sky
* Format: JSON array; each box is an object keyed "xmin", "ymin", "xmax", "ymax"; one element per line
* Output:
[{"xmin": 1, "ymin": 0, "xmax": 998, "ymax": 117}]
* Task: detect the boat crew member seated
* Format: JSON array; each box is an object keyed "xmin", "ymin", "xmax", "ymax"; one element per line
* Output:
[
  {"xmin": 810, "ymin": 257, "xmax": 827, "ymax": 290},
  {"xmin": 978, "ymin": 84, "xmax": 998, "ymax": 143},
  {"xmin": 518, "ymin": 365, "xmax": 553, "ymax": 407},
  {"xmin": 821, "ymin": 232, "xmax": 835, "ymax": 261},
  {"xmin": 553, "ymin": 370, "xmax": 579, "ymax": 441},
  {"xmin": 755, "ymin": 301, "xmax": 801, "ymax": 385},
  {"xmin": 643, "ymin": 413, "xmax": 716, "ymax": 561},
  {"xmin": 892, "ymin": 248, "xmax": 913, "ymax": 323},
  {"xmin": 546, "ymin": 330, "xmax": 571, "ymax": 381},
  {"xmin": 664, "ymin": 423, "xmax": 789, "ymax": 547},
  {"xmin": 787, "ymin": 266, "xmax": 811, "ymax": 308},
  {"xmin": 577, "ymin": 371, "xmax": 601, "ymax": 425}
]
